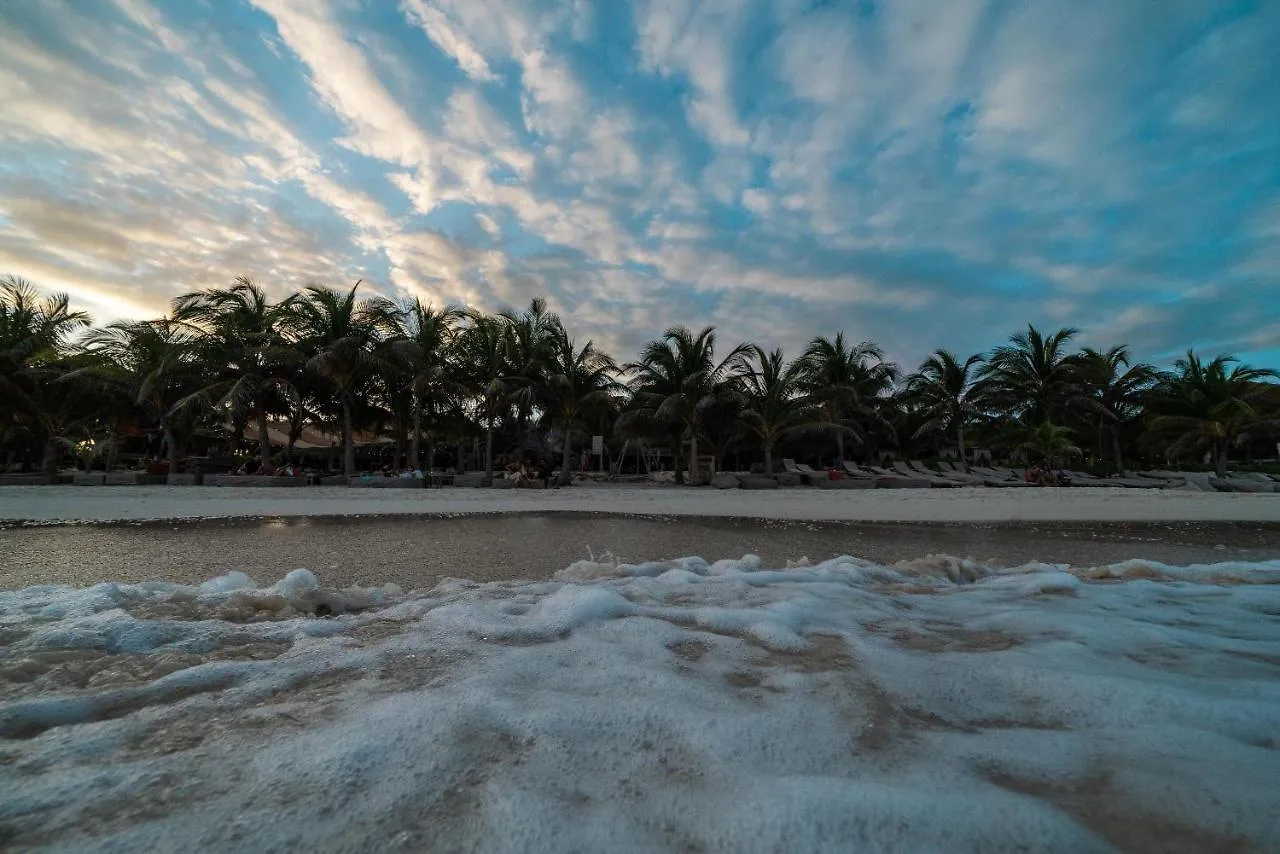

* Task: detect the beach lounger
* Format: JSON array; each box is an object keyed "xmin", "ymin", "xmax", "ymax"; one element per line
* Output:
[
  {"xmin": 841, "ymin": 461, "xmax": 927, "ymax": 489},
  {"xmin": 911, "ymin": 460, "xmax": 989, "ymax": 485},
  {"xmin": 859, "ymin": 463, "xmax": 931, "ymax": 488},
  {"xmin": 964, "ymin": 465, "xmax": 1036, "ymax": 487},
  {"xmin": 783, "ymin": 459, "xmax": 821, "ymax": 486},
  {"xmin": 892, "ymin": 461, "xmax": 960, "ymax": 487}
]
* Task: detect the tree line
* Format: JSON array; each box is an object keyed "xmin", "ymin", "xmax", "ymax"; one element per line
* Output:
[{"xmin": 2, "ymin": 275, "xmax": 1277, "ymax": 483}]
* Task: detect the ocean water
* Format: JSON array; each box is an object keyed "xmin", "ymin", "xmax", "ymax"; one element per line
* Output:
[{"xmin": 2, "ymin": 555, "xmax": 1279, "ymax": 852}]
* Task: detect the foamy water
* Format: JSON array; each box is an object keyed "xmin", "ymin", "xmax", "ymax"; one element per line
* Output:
[{"xmin": 2, "ymin": 555, "xmax": 1279, "ymax": 852}]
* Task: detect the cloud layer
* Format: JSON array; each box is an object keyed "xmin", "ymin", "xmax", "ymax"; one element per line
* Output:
[{"xmin": 2, "ymin": 0, "xmax": 1277, "ymax": 367}]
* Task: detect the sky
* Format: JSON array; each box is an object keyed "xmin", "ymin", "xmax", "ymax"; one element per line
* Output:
[{"xmin": 1, "ymin": 0, "xmax": 1277, "ymax": 370}]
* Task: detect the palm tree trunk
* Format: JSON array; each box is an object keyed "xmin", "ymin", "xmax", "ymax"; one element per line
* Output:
[
  {"xmin": 40, "ymin": 434, "xmax": 59, "ymax": 475},
  {"xmin": 257, "ymin": 408, "xmax": 271, "ymax": 468},
  {"xmin": 163, "ymin": 421, "xmax": 179, "ymax": 476},
  {"xmin": 425, "ymin": 437, "xmax": 435, "ymax": 473},
  {"xmin": 763, "ymin": 443, "xmax": 773, "ymax": 476},
  {"xmin": 836, "ymin": 429, "xmax": 845, "ymax": 461},
  {"xmin": 105, "ymin": 426, "xmax": 119, "ymax": 472},
  {"xmin": 1110, "ymin": 427, "xmax": 1126, "ymax": 477},
  {"xmin": 483, "ymin": 417, "xmax": 495, "ymax": 487},
  {"xmin": 672, "ymin": 440, "xmax": 685, "ymax": 485},
  {"xmin": 410, "ymin": 398, "xmax": 422, "ymax": 469},
  {"xmin": 957, "ymin": 424, "xmax": 968, "ymax": 472},
  {"xmin": 561, "ymin": 429, "xmax": 573, "ymax": 484},
  {"xmin": 689, "ymin": 433, "xmax": 700, "ymax": 485},
  {"xmin": 341, "ymin": 398, "xmax": 355, "ymax": 477},
  {"xmin": 1214, "ymin": 442, "xmax": 1227, "ymax": 478}
]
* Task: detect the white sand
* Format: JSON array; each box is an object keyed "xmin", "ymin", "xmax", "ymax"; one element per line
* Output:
[{"xmin": 0, "ymin": 484, "xmax": 1277, "ymax": 523}]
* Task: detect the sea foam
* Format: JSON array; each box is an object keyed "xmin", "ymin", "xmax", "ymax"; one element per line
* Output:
[{"xmin": 1, "ymin": 555, "xmax": 1278, "ymax": 852}]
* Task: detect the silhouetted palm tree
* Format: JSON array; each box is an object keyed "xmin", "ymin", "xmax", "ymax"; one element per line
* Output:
[
  {"xmin": 902, "ymin": 350, "xmax": 984, "ymax": 471},
  {"xmin": 371, "ymin": 299, "xmax": 465, "ymax": 470},
  {"xmin": 798, "ymin": 333, "xmax": 897, "ymax": 461},
  {"xmin": 78, "ymin": 320, "xmax": 203, "ymax": 475},
  {"xmin": 172, "ymin": 277, "xmax": 299, "ymax": 468},
  {"xmin": 285, "ymin": 283, "xmax": 379, "ymax": 477},
  {"xmin": 738, "ymin": 347, "xmax": 812, "ymax": 475},
  {"xmin": 501, "ymin": 297, "xmax": 562, "ymax": 457},
  {"xmin": 1147, "ymin": 351, "xmax": 1279, "ymax": 477},
  {"xmin": 456, "ymin": 312, "xmax": 511, "ymax": 485},
  {"xmin": 540, "ymin": 329, "xmax": 620, "ymax": 482},
  {"xmin": 979, "ymin": 325, "xmax": 1081, "ymax": 423},
  {"xmin": 623, "ymin": 326, "xmax": 750, "ymax": 484},
  {"xmin": 1, "ymin": 277, "xmax": 91, "ymax": 468},
  {"xmin": 1076, "ymin": 346, "xmax": 1156, "ymax": 476}
]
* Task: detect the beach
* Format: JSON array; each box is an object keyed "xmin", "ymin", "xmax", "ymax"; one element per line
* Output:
[
  {"xmin": 2, "ymin": 485, "xmax": 1279, "ymax": 852},
  {"xmin": 3, "ymin": 512, "xmax": 1279, "ymax": 593},
  {"xmin": 2, "ymin": 483, "xmax": 1279, "ymax": 525}
]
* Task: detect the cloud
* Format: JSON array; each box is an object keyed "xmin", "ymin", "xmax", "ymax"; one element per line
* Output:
[
  {"xmin": 0, "ymin": 0, "xmax": 1276, "ymax": 372},
  {"xmin": 400, "ymin": 0, "xmax": 497, "ymax": 82}
]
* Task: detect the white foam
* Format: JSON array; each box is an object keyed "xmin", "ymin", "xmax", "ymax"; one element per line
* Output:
[{"xmin": 1, "ymin": 555, "xmax": 1278, "ymax": 851}]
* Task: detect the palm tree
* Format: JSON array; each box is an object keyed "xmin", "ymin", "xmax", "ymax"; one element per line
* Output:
[
  {"xmin": 501, "ymin": 297, "xmax": 562, "ymax": 456},
  {"xmin": 77, "ymin": 320, "xmax": 204, "ymax": 476},
  {"xmin": 370, "ymin": 299, "xmax": 464, "ymax": 471},
  {"xmin": 1076, "ymin": 346, "xmax": 1156, "ymax": 477},
  {"xmin": 1146, "ymin": 351, "xmax": 1279, "ymax": 477},
  {"xmin": 797, "ymin": 333, "xmax": 897, "ymax": 461},
  {"xmin": 902, "ymin": 350, "xmax": 984, "ymax": 471},
  {"xmin": 285, "ymin": 282, "xmax": 380, "ymax": 477},
  {"xmin": 172, "ymin": 277, "xmax": 299, "ymax": 468},
  {"xmin": 1, "ymin": 277, "xmax": 92, "ymax": 471},
  {"xmin": 978, "ymin": 325, "xmax": 1081, "ymax": 423},
  {"xmin": 623, "ymin": 326, "xmax": 749, "ymax": 485},
  {"xmin": 540, "ymin": 328, "xmax": 620, "ymax": 482},
  {"xmin": 738, "ymin": 347, "xmax": 811, "ymax": 475},
  {"xmin": 456, "ymin": 312, "xmax": 510, "ymax": 486},
  {"xmin": 1017, "ymin": 421, "xmax": 1082, "ymax": 470}
]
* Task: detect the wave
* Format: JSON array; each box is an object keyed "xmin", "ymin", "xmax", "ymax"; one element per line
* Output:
[{"xmin": 2, "ymin": 555, "xmax": 1278, "ymax": 851}]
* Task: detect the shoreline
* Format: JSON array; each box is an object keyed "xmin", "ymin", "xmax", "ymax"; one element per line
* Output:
[
  {"xmin": 1, "ymin": 483, "xmax": 1279, "ymax": 525},
  {"xmin": 5, "ymin": 512, "xmax": 1277, "ymax": 593}
]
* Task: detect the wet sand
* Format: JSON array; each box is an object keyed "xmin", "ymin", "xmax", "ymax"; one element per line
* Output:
[{"xmin": 3, "ymin": 513, "xmax": 1278, "ymax": 592}]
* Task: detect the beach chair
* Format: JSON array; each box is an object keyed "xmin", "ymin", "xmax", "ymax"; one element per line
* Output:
[
  {"xmin": 839, "ymin": 461, "xmax": 915, "ymax": 489},
  {"xmin": 840, "ymin": 461, "xmax": 878, "ymax": 481},
  {"xmin": 858, "ymin": 462, "xmax": 931, "ymax": 489},
  {"xmin": 911, "ymin": 460, "xmax": 988, "ymax": 486},
  {"xmin": 961, "ymin": 465, "xmax": 1034, "ymax": 487},
  {"xmin": 892, "ymin": 460, "xmax": 960, "ymax": 487},
  {"xmin": 782, "ymin": 458, "xmax": 819, "ymax": 486}
]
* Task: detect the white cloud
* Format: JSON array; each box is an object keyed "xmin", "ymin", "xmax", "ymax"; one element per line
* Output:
[
  {"xmin": 250, "ymin": 0, "xmax": 441, "ymax": 201},
  {"xmin": 400, "ymin": 0, "xmax": 497, "ymax": 82},
  {"xmin": 634, "ymin": 0, "xmax": 751, "ymax": 147},
  {"xmin": 519, "ymin": 48, "xmax": 587, "ymax": 138},
  {"xmin": 741, "ymin": 188, "xmax": 772, "ymax": 216}
]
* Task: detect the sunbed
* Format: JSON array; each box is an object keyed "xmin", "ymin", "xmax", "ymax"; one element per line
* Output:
[
  {"xmin": 891, "ymin": 460, "xmax": 961, "ymax": 487},
  {"xmin": 849, "ymin": 462, "xmax": 931, "ymax": 488}
]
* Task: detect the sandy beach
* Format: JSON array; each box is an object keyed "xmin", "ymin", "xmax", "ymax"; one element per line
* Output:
[
  {"xmin": 3, "ymin": 485, "xmax": 1279, "ymax": 852},
  {"xmin": 2, "ymin": 483, "xmax": 1279, "ymax": 524},
  {"xmin": 3, "ymin": 513, "xmax": 1279, "ymax": 592}
]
